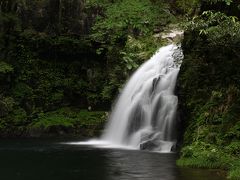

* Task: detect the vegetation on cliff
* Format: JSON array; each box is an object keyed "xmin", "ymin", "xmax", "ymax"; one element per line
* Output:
[
  {"xmin": 0, "ymin": 0, "xmax": 176, "ymax": 137},
  {"xmin": 176, "ymin": 0, "xmax": 240, "ymax": 179}
]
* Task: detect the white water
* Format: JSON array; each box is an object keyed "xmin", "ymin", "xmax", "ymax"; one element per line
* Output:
[{"xmin": 69, "ymin": 44, "xmax": 183, "ymax": 152}]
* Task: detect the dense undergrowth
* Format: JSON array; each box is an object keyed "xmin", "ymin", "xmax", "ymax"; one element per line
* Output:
[
  {"xmin": 2, "ymin": 107, "xmax": 106, "ymax": 137},
  {"xmin": 177, "ymin": 1, "xmax": 240, "ymax": 179},
  {"xmin": 0, "ymin": 0, "xmax": 176, "ymax": 137}
]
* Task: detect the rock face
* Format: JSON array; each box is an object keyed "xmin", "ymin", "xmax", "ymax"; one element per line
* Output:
[{"xmin": 160, "ymin": 29, "xmax": 184, "ymax": 44}]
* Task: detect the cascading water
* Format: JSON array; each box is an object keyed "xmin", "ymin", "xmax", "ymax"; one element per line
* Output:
[
  {"xmin": 100, "ymin": 44, "xmax": 183, "ymax": 152},
  {"xmin": 68, "ymin": 34, "xmax": 184, "ymax": 152}
]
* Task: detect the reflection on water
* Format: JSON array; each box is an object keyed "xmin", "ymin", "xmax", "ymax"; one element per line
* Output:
[
  {"xmin": 104, "ymin": 150, "xmax": 178, "ymax": 180},
  {"xmin": 0, "ymin": 139, "xmax": 226, "ymax": 180}
]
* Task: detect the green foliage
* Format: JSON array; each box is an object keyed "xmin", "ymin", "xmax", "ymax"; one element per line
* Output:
[
  {"xmin": 186, "ymin": 11, "xmax": 240, "ymax": 47},
  {"xmin": 18, "ymin": 30, "xmax": 93, "ymax": 59},
  {"xmin": 1, "ymin": 97, "xmax": 15, "ymax": 112},
  {"xmin": 0, "ymin": 61, "xmax": 14, "ymax": 73},
  {"xmin": 90, "ymin": 0, "xmax": 174, "ymax": 46},
  {"xmin": 11, "ymin": 108, "xmax": 28, "ymax": 124},
  {"xmin": 225, "ymin": 122, "xmax": 240, "ymax": 140},
  {"xmin": 0, "ymin": 0, "xmax": 178, "ymax": 138},
  {"xmin": 0, "ymin": 106, "xmax": 106, "ymax": 137},
  {"xmin": 120, "ymin": 35, "xmax": 162, "ymax": 70},
  {"xmin": 0, "ymin": 118, "xmax": 6, "ymax": 129},
  {"xmin": 73, "ymin": 109, "xmax": 107, "ymax": 125},
  {"xmin": 175, "ymin": 0, "xmax": 201, "ymax": 15},
  {"xmin": 87, "ymin": 0, "xmax": 176, "ymax": 101},
  {"xmin": 225, "ymin": 141, "xmax": 240, "ymax": 157},
  {"xmin": 0, "ymin": 96, "xmax": 15, "ymax": 119},
  {"xmin": 31, "ymin": 112, "xmax": 74, "ymax": 130},
  {"xmin": 2, "ymin": 108, "xmax": 28, "ymax": 130},
  {"xmin": 178, "ymin": 141, "xmax": 240, "ymax": 179},
  {"xmin": 0, "ymin": 12, "xmax": 20, "ymax": 32},
  {"xmin": 178, "ymin": 3, "xmax": 240, "ymax": 178},
  {"xmin": 29, "ymin": 107, "xmax": 107, "ymax": 136},
  {"xmin": 178, "ymin": 142, "xmax": 232, "ymax": 168},
  {"xmin": 12, "ymin": 83, "xmax": 33, "ymax": 100},
  {"xmin": 204, "ymin": 0, "xmax": 233, "ymax": 5},
  {"xmin": 229, "ymin": 167, "xmax": 240, "ymax": 180},
  {"xmin": 86, "ymin": 0, "xmax": 112, "ymax": 8},
  {"xmin": 181, "ymin": 11, "xmax": 240, "ymax": 145}
]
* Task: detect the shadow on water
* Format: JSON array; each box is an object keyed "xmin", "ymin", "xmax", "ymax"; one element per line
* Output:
[{"xmin": 0, "ymin": 139, "xmax": 226, "ymax": 180}]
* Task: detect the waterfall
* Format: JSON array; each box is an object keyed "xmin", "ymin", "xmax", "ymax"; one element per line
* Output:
[
  {"xmin": 101, "ymin": 44, "xmax": 183, "ymax": 152},
  {"xmin": 68, "ymin": 42, "xmax": 183, "ymax": 153}
]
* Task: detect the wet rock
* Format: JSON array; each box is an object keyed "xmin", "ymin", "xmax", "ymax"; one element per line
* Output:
[
  {"xmin": 140, "ymin": 140, "xmax": 158, "ymax": 150},
  {"xmin": 161, "ymin": 29, "xmax": 184, "ymax": 44}
]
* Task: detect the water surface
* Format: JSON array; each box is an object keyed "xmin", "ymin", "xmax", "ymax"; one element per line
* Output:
[{"xmin": 0, "ymin": 139, "xmax": 226, "ymax": 180}]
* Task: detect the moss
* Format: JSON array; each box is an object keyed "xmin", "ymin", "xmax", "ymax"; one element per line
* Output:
[
  {"xmin": 27, "ymin": 107, "xmax": 107, "ymax": 137},
  {"xmin": 0, "ymin": 105, "xmax": 107, "ymax": 137}
]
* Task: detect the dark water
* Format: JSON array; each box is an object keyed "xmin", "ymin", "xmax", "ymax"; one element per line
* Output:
[{"xmin": 0, "ymin": 139, "xmax": 226, "ymax": 180}]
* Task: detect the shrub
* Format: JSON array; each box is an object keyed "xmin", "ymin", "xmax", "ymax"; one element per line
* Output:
[{"xmin": 225, "ymin": 141, "xmax": 240, "ymax": 157}]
